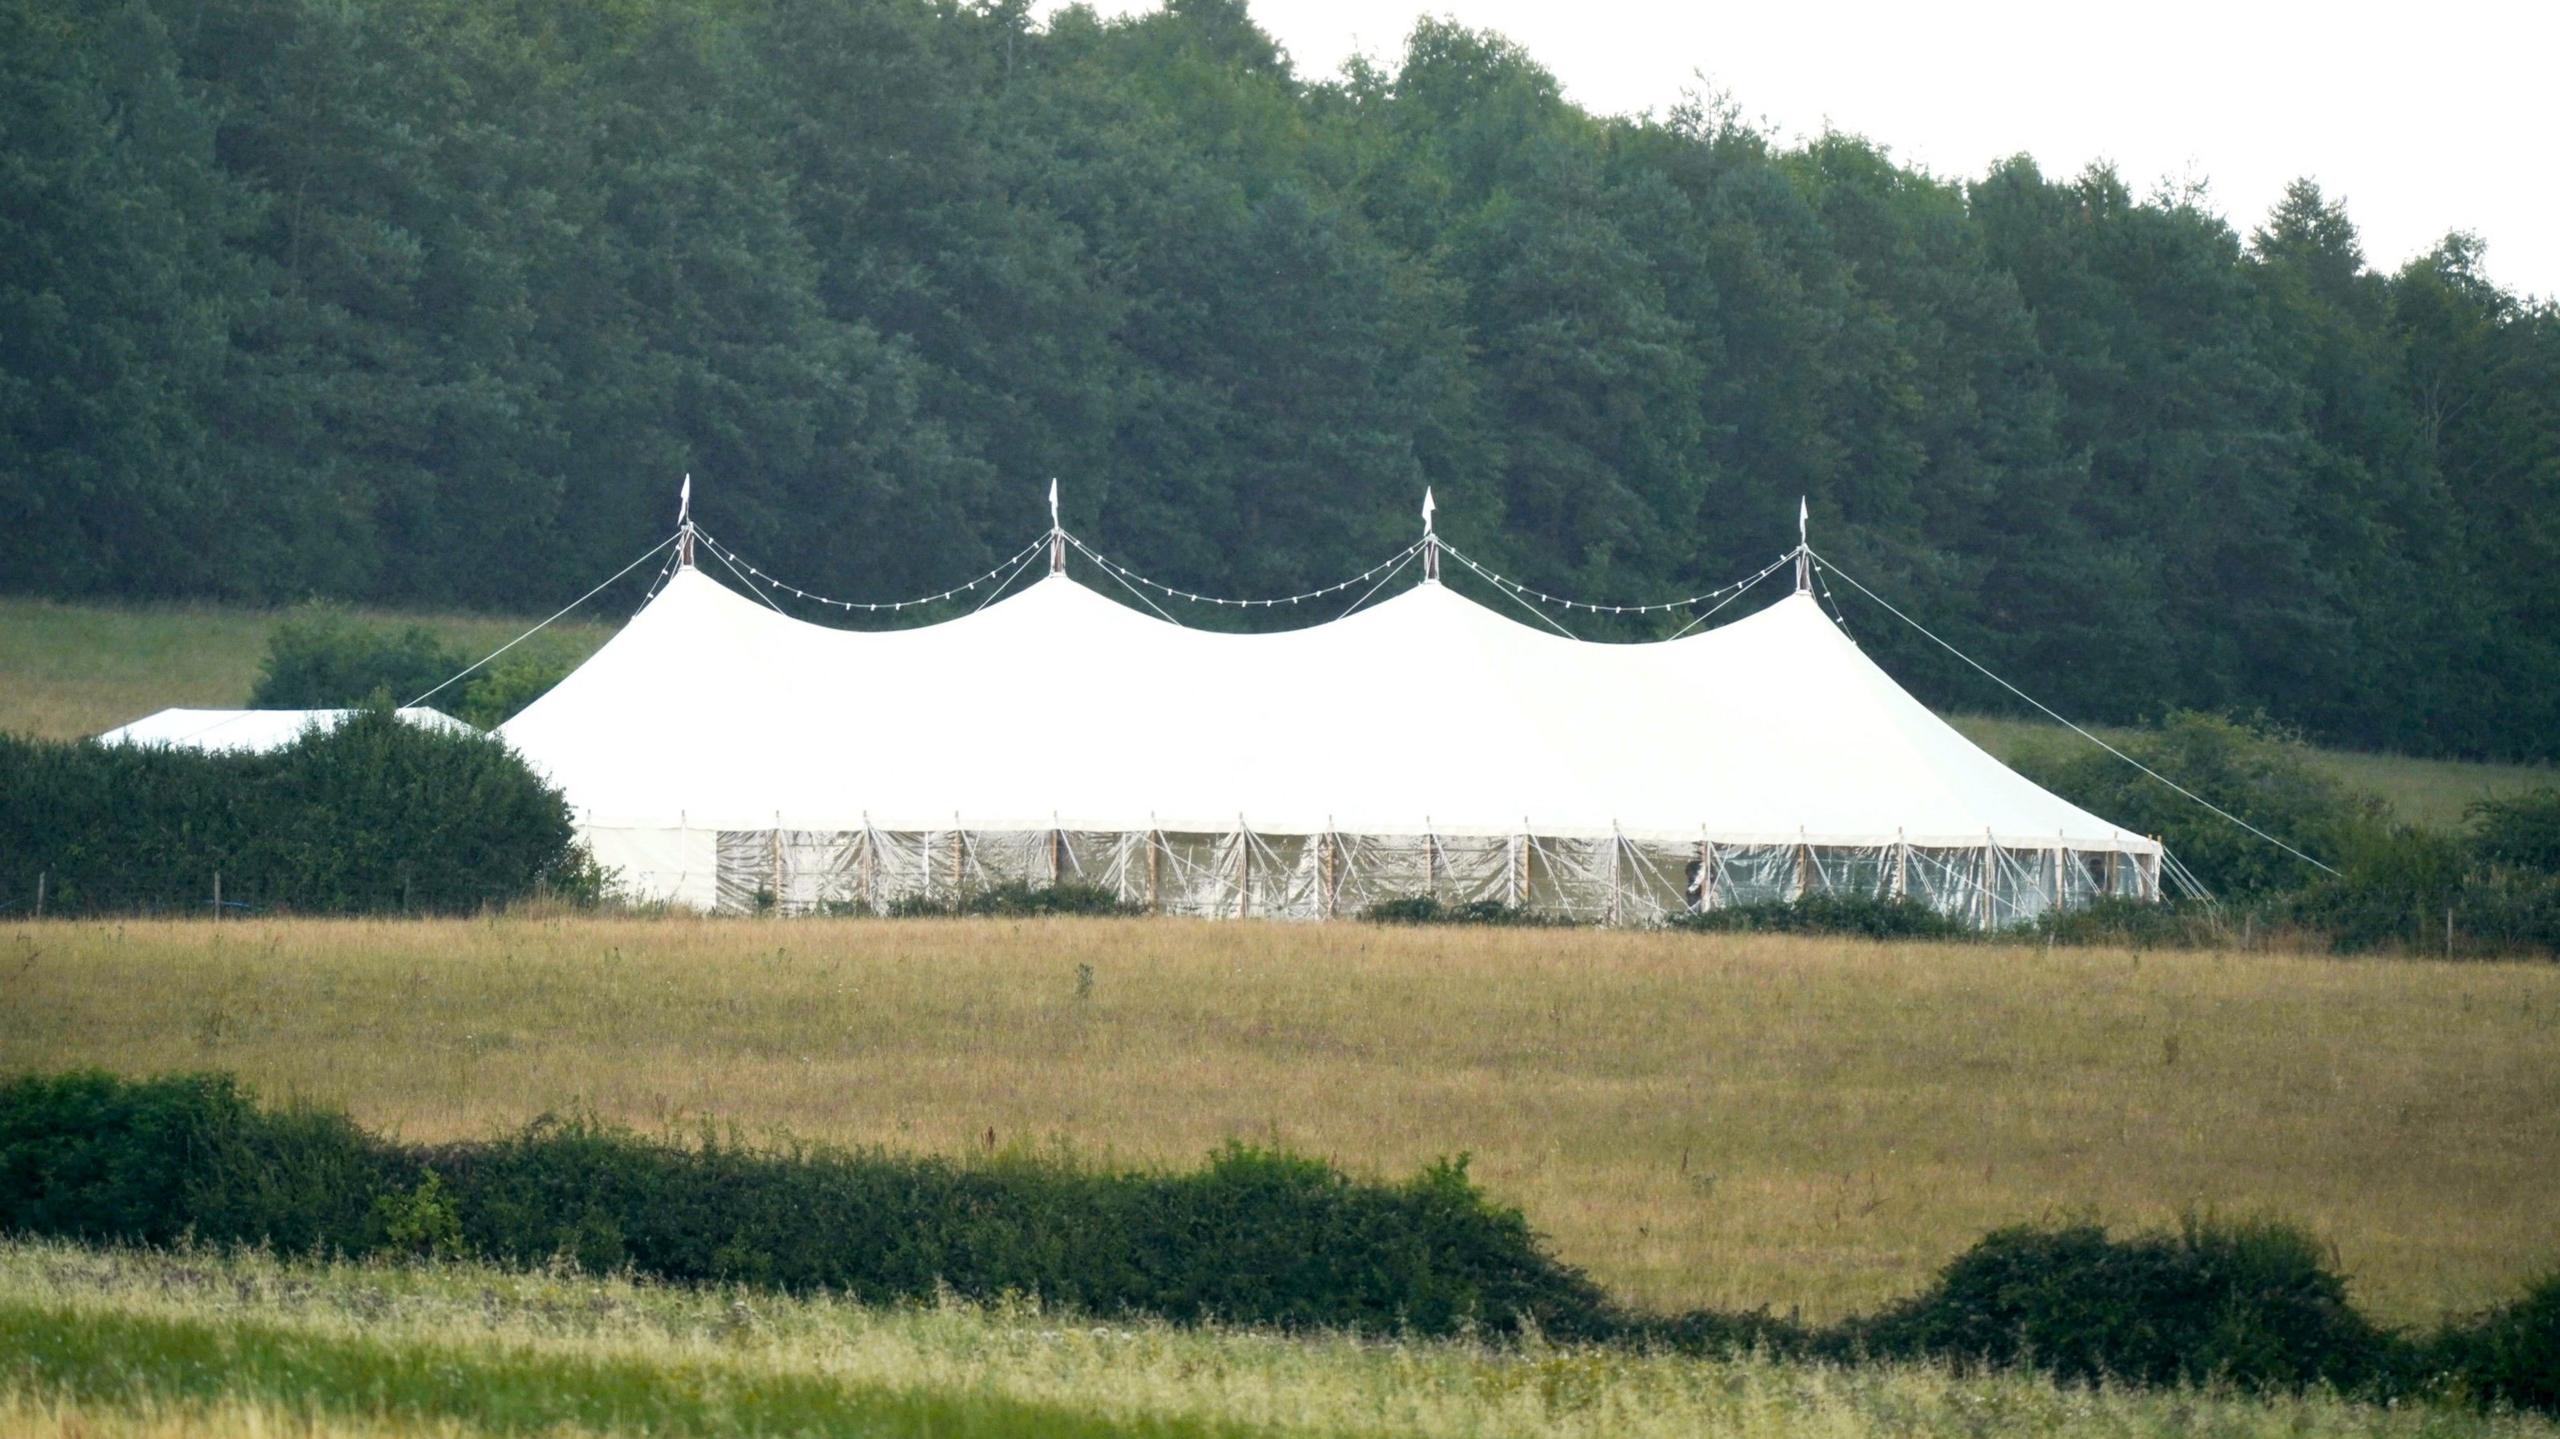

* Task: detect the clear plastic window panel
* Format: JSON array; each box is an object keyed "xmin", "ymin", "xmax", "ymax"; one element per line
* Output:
[{"xmin": 704, "ymin": 827, "xmax": 2157, "ymax": 926}]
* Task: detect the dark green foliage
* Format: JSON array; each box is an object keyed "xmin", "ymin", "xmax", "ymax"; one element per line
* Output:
[
  {"xmin": 1666, "ymin": 893, "xmax": 1974, "ymax": 940},
  {"xmin": 2430, "ymin": 1273, "xmax": 2560, "ymax": 1412},
  {"xmin": 0, "ymin": 1072, "xmax": 389, "ymax": 1251},
  {"xmin": 2015, "ymin": 713, "xmax": 2372, "ymax": 899},
  {"xmin": 0, "ymin": 1072, "xmax": 1608, "ymax": 1341},
  {"xmin": 0, "ymin": 709, "xmax": 596, "ymax": 915},
  {"xmin": 1360, "ymin": 896, "xmax": 1570, "ymax": 926},
  {"xmin": 882, "ymin": 880, "xmax": 1146, "ymax": 918},
  {"xmin": 2, "ymin": 0, "xmax": 2556, "ymax": 763},
  {"xmin": 2470, "ymin": 790, "xmax": 2560, "ymax": 877},
  {"xmin": 245, "ymin": 609, "xmax": 572, "ymax": 726},
  {"xmin": 249, "ymin": 607, "xmax": 468, "ymax": 716},
  {"xmin": 1847, "ymin": 1217, "xmax": 2393, "ymax": 1391},
  {"xmin": 455, "ymin": 651, "xmax": 580, "ymax": 729},
  {"xmin": 7, "ymin": 1071, "xmax": 2560, "ymax": 1410},
  {"xmin": 2031, "ymin": 897, "xmax": 2228, "ymax": 948}
]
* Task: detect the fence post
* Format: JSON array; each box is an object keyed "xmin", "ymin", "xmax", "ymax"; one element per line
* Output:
[
  {"xmin": 32, "ymin": 871, "xmax": 43, "ymax": 919},
  {"xmin": 212, "ymin": 870, "xmax": 222, "ymax": 921}
]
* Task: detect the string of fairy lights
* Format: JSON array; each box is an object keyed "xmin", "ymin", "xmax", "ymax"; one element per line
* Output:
[{"xmin": 677, "ymin": 521, "xmax": 1818, "ymax": 636}]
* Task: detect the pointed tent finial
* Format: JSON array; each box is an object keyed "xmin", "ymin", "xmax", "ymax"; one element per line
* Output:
[
  {"xmin": 1421, "ymin": 488, "xmax": 1441, "ymax": 583},
  {"xmin": 1795, "ymin": 495, "xmax": 1812, "ymax": 593},
  {"xmin": 676, "ymin": 473, "xmax": 695, "ymax": 568},
  {"xmin": 1047, "ymin": 477, "xmax": 1066, "ymax": 576}
]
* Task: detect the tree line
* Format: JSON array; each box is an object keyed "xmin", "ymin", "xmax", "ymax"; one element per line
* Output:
[{"xmin": 3, "ymin": 0, "xmax": 2555, "ymax": 758}]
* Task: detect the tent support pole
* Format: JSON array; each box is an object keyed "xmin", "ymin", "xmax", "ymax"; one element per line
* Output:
[
  {"xmin": 1425, "ymin": 829, "xmax": 1439, "ymax": 903},
  {"xmin": 1236, "ymin": 825, "xmax": 1251, "ymax": 919},
  {"xmin": 1608, "ymin": 829, "xmax": 1622, "ymax": 927},
  {"xmin": 861, "ymin": 829, "xmax": 876, "ymax": 914},
  {"xmin": 770, "ymin": 822, "xmax": 783, "ymax": 917},
  {"xmin": 1049, "ymin": 827, "xmax": 1062, "ymax": 889},
  {"xmin": 950, "ymin": 828, "xmax": 963, "ymax": 900},
  {"xmin": 1892, "ymin": 834, "xmax": 1908, "ymax": 902},
  {"xmin": 1148, "ymin": 831, "xmax": 1162, "ymax": 911},
  {"xmin": 1980, "ymin": 834, "xmax": 1996, "ymax": 929},
  {"xmin": 1794, "ymin": 840, "xmax": 1811, "ymax": 901}
]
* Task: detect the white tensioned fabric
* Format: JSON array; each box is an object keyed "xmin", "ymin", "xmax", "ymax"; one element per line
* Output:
[
  {"xmin": 98, "ymin": 707, "xmax": 479, "ymax": 753},
  {"xmin": 496, "ymin": 565, "xmax": 2160, "ymax": 917}
]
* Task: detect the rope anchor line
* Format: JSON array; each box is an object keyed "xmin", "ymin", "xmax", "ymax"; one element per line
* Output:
[{"xmin": 1805, "ymin": 547, "xmax": 2338, "ymax": 878}]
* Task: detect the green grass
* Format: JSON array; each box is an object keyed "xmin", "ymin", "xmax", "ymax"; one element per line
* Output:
[
  {"xmin": 0, "ymin": 596, "xmax": 614, "ymax": 741},
  {"xmin": 1949, "ymin": 712, "xmax": 2552, "ymax": 832},
  {"xmin": 4, "ymin": 1239, "xmax": 2550, "ymax": 1439},
  {"xmin": 9, "ymin": 916, "xmax": 2557, "ymax": 1327}
]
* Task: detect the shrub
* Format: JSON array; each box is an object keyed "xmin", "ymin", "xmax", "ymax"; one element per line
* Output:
[
  {"xmin": 0, "ymin": 1073, "xmax": 1612, "ymax": 1341},
  {"xmin": 456, "ymin": 650, "xmax": 580, "ymax": 729},
  {"xmin": 885, "ymin": 881, "xmax": 1145, "ymax": 918},
  {"xmin": 251, "ymin": 605, "xmax": 467, "ymax": 716},
  {"xmin": 1849, "ymin": 1215, "xmax": 2393, "ymax": 1390},
  {"xmin": 2014, "ymin": 712, "xmax": 2370, "ymax": 900},
  {"xmin": 2469, "ymin": 789, "xmax": 2560, "ymax": 878},
  {"xmin": 0, "ymin": 707, "xmax": 598, "ymax": 915},
  {"xmin": 1666, "ymin": 893, "xmax": 1972, "ymax": 940},
  {"xmin": 0, "ymin": 1071, "xmax": 389, "ymax": 1251},
  {"xmin": 1361, "ymin": 896, "xmax": 1569, "ymax": 927},
  {"xmin": 2431, "ymin": 1272, "xmax": 2560, "ymax": 1412},
  {"xmin": 2031, "ymin": 896, "xmax": 2227, "ymax": 948}
]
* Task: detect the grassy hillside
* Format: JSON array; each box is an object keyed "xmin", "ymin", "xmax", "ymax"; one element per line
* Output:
[
  {"xmin": 1949, "ymin": 713, "xmax": 2551, "ymax": 833},
  {"xmin": 3, "ymin": 594, "xmax": 2546, "ymax": 827},
  {"xmin": 7, "ymin": 915, "xmax": 2553, "ymax": 1327},
  {"xmin": 0, "ymin": 596, "xmax": 616, "ymax": 740},
  {"xmin": 12, "ymin": 1239, "xmax": 2543, "ymax": 1439}
]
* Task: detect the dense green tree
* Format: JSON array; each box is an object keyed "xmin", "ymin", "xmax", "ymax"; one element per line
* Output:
[{"xmin": 0, "ymin": 0, "xmax": 2553, "ymax": 760}]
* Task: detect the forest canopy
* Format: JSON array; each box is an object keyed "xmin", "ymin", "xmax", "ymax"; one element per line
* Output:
[{"xmin": 2, "ymin": 0, "xmax": 2554, "ymax": 759}]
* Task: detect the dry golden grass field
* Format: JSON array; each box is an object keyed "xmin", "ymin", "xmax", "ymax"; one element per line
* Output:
[{"xmin": 6, "ymin": 914, "xmax": 2555, "ymax": 1329}]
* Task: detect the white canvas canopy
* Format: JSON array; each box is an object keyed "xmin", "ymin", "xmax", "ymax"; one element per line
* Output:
[
  {"xmin": 498, "ymin": 556, "xmax": 2160, "ymax": 924},
  {"xmin": 98, "ymin": 707, "xmax": 476, "ymax": 753}
]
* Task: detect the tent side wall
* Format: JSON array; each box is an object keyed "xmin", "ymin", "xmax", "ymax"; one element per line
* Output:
[{"xmin": 590, "ymin": 823, "xmax": 2160, "ymax": 927}]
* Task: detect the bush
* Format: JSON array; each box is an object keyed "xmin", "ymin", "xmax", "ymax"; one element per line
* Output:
[
  {"xmin": 884, "ymin": 881, "xmax": 1145, "ymax": 918},
  {"xmin": 251, "ymin": 606, "xmax": 467, "ymax": 716},
  {"xmin": 0, "ymin": 707, "xmax": 599, "ymax": 915},
  {"xmin": 2014, "ymin": 712, "xmax": 2370, "ymax": 900},
  {"xmin": 1361, "ymin": 896, "xmax": 1569, "ymax": 927},
  {"xmin": 10, "ymin": 1071, "xmax": 2558, "ymax": 1410},
  {"xmin": 2470, "ymin": 789, "xmax": 2560, "ymax": 878},
  {"xmin": 456, "ymin": 650, "xmax": 580, "ymax": 729},
  {"xmin": 2431, "ymin": 1272, "xmax": 2560, "ymax": 1411},
  {"xmin": 0, "ymin": 1071, "xmax": 390, "ymax": 1251},
  {"xmin": 0, "ymin": 1072, "xmax": 1611, "ymax": 1341},
  {"xmin": 1666, "ymin": 892, "xmax": 1973, "ymax": 940},
  {"xmin": 1849, "ymin": 1216, "xmax": 2393, "ymax": 1390},
  {"xmin": 2031, "ymin": 896, "xmax": 2227, "ymax": 948}
]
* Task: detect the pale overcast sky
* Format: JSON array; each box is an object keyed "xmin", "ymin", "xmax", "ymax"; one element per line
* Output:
[{"xmin": 1052, "ymin": 0, "xmax": 2558, "ymax": 300}]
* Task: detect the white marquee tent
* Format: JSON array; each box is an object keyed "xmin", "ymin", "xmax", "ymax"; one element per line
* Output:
[
  {"xmin": 496, "ymin": 536, "xmax": 2160, "ymax": 925},
  {"xmin": 99, "ymin": 707, "xmax": 477, "ymax": 753}
]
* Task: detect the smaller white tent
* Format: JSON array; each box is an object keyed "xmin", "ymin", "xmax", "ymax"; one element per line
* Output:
[{"xmin": 97, "ymin": 707, "xmax": 477, "ymax": 753}]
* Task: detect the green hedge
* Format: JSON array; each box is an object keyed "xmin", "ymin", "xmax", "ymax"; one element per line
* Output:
[
  {"xmin": 0, "ymin": 1072, "xmax": 1607, "ymax": 1341},
  {"xmin": 3, "ymin": 1070, "xmax": 2553, "ymax": 1410},
  {"xmin": 1666, "ymin": 893, "xmax": 1976, "ymax": 940},
  {"xmin": 0, "ymin": 710, "xmax": 596, "ymax": 916}
]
